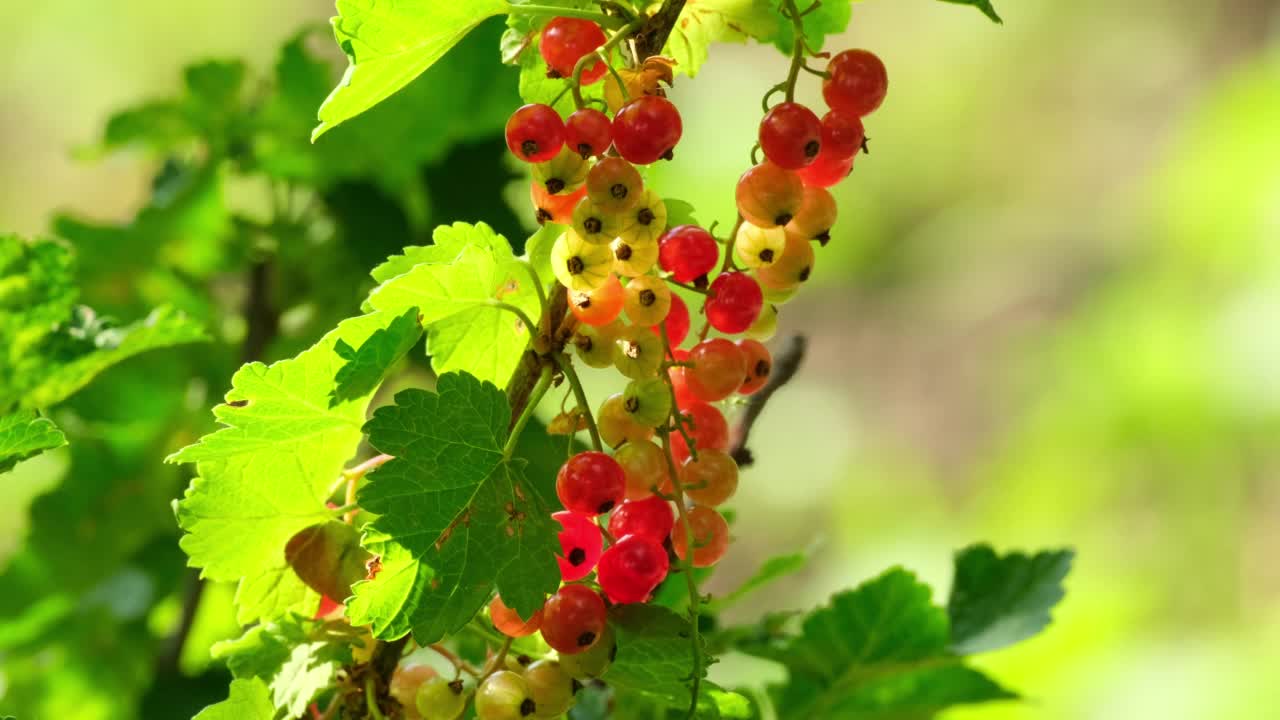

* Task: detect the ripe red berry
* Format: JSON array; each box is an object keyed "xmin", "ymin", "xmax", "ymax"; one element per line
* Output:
[
  {"xmin": 596, "ymin": 535, "xmax": 670, "ymax": 604},
  {"xmin": 565, "ymin": 108, "xmax": 613, "ymax": 158},
  {"xmin": 649, "ymin": 292, "xmax": 690, "ymax": 347},
  {"xmin": 705, "ymin": 272, "xmax": 763, "ymax": 334},
  {"xmin": 796, "ymin": 146, "xmax": 854, "ymax": 188},
  {"xmin": 820, "ymin": 110, "xmax": 865, "ymax": 160},
  {"xmin": 608, "ymin": 496, "xmax": 675, "ymax": 545},
  {"xmin": 736, "ymin": 339, "xmax": 772, "ymax": 395},
  {"xmin": 658, "ymin": 225, "xmax": 719, "ymax": 284},
  {"xmin": 735, "ymin": 162, "xmax": 805, "ymax": 228},
  {"xmin": 759, "ymin": 102, "xmax": 823, "ymax": 170},
  {"xmin": 552, "ymin": 510, "xmax": 603, "ymax": 581},
  {"xmin": 557, "ymin": 451, "xmax": 626, "ymax": 515},
  {"xmin": 531, "ymin": 182, "xmax": 586, "ymax": 226},
  {"xmin": 490, "ymin": 594, "xmax": 544, "ymax": 638},
  {"xmin": 540, "ymin": 17, "xmax": 607, "ymax": 83},
  {"xmin": 569, "ymin": 273, "xmax": 625, "ymax": 326},
  {"xmin": 686, "ymin": 338, "xmax": 747, "ymax": 402},
  {"xmin": 506, "ymin": 104, "xmax": 565, "ymax": 163},
  {"xmin": 540, "ymin": 585, "xmax": 607, "ymax": 655},
  {"xmin": 612, "ymin": 96, "xmax": 682, "ymax": 165},
  {"xmin": 671, "ymin": 505, "xmax": 730, "ymax": 568},
  {"xmin": 667, "ymin": 348, "xmax": 698, "ymax": 408},
  {"xmin": 671, "ymin": 401, "xmax": 730, "ymax": 465},
  {"xmin": 823, "ymin": 49, "xmax": 888, "ymax": 117}
]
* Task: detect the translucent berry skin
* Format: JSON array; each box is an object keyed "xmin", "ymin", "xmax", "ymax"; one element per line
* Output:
[
  {"xmin": 614, "ymin": 190, "xmax": 668, "ymax": 246},
  {"xmin": 598, "ymin": 392, "xmax": 655, "ymax": 448},
  {"xmin": 541, "ymin": 585, "xmax": 608, "ymax": 655},
  {"xmin": 612, "ymin": 96, "xmax": 683, "ymax": 165},
  {"xmin": 658, "ymin": 225, "xmax": 719, "ymax": 284},
  {"xmin": 756, "ymin": 232, "xmax": 814, "ymax": 291},
  {"xmin": 649, "ymin": 292, "xmax": 690, "ymax": 347},
  {"xmin": 733, "ymin": 222, "xmax": 787, "ymax": 270},
  {"xmin": 622, "ymin": 377, "xmax": 673, "ymax": 428},
  {"xmin": 565, "ymin": 107, "xmax": 613, "ymax": 157},
  {"xmin": 706, "ymin": 272, "xmax": 764, "ymax": 334},
  {"xmin": 552, "ymin": 510, "xmax": 603, "ymax": 581},
  {"xmin": 681, "ymin": 448, "xmax": 739, "ymax": 507},
  {"xmin": 532, "ymin": 182, "xmax": 586, "ymax": 226},
  {"xmin": 823, "ymin": 49, "xmax": 888, "ymax": 117},
  {"xmin": 610, "ymin": 237, "xmax": 659, "ymax": 278},
  {"xmin": 667, "ymin": 348, "xmax": 699, "ymax": 408},
  {"xmin": 574, "ymin": 321, "xmax": 620, "ymax": 369},
  {"xmin": 596, "ymin": 535, "xmax": 670, "ymax": 604},
  {"xmin": 759, "ymin": 102, "xmax": 823, "ymax": 170},
  {"xmin": 736, "ymin": 162, "xmax": 804, "ymax": 228},
  {"xmin": 796, "ymin": 145, "xmax": 854, "ymax": 188},
  {"xmin": 570, "ymin": 274, "xmax": 625, "ymax": 326},
  {"xmin": 524, "ymin": 660, "xmax": 577, "ymax": 717},
  {"xmin": 475, "ymin": 670, "xmax": 535, "ymax": 720},
  {"xmin": 671, "ymin": 402, "xmax": 730, "ymax": 465},
  {"xmin": 614, "ymin": 440, "xmax": 670, "ymax": 500},
  {"xmin": 612, "ymin": 325, "xmax": 665, "ymax": 379},
  {"xmin": 540, "ymin": 17, "xmax": 607, "ymax": 83},
  {"xmin": 557, "ymin": 451, "xmax": 626, "ymax": 515},
  {"xmin": 686, "ymin": 338, "xmax": 748, "ymax": 402},
  {"xmin": 416, "ymin": 676, "xmax": 466, "ymax": 720},
  {"xmin": 587, "ymin": 157, "xmax": 644, "ymax": 214},
  {"xmin": 506, "ymin": 104, "xmax": 566, "ymax": 163},
  {"xmin": 671, "ymin": 505, "xmax": 730, "ymax": 567},
  {"xmin": 552, "ymin": 230, "xmax": 614, "ymax": 292},
  {"xmin": 786, "ymin": 186, "xmax": 838, "ymax": 243},
  {"xmin": 557, "ymin": 623, "xmax": 615, "ymax": 678},
  {"xmin": 745, "ymin": 303, "xmax": 779, "ymax": 341},
  {"xmin": 391, "ymin": 664, "xmax": 438, "ymax": 710},
  {"xmin": 736, "ymin": 339, "xmax": 772, "ymax": 395},
  {"xmin": 820, "ymin": 110, "xmax": 865, "ymax": 160},
  {"xmin": 623, "ymin": 275, "xmax": 671, "ymax": 326},
  {"xmin": 608, "ymin": 496, "xmax": 675, "ymax": 545},
  {"xmin": 491, "ymin": 594, "xmax": 544, "ymax": 637}
]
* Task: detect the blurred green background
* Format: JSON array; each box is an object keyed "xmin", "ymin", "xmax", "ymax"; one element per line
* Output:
[{"xmin": 5, "ymin": 0, "xmax": 1280, "ymax": 718}]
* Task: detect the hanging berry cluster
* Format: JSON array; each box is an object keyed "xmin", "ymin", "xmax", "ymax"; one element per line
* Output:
[{"xmin": 398, "ymin": 11, "xmax": 888, "ymax": 719}]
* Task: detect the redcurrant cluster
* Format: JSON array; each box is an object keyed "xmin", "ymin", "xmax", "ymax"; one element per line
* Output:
[{"xmin": 440, "ymin": 19, "xmax": 890, "ymax": 720}]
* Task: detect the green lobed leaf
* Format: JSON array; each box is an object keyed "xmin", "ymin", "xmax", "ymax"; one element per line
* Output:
[
  {"xmin": 314, "ymin": 0, "xmax": 512, "ymax": 140},
  {"xmin": 602, "ymin": 604, "xmax": 707, "ymax": 706},
  {"xmin": 753, "ymin": 568, "xmax": 1016, "ymax": 719},
  {"xmin": 330, "ymin": 306, "xmax": 423, "ymax": 406},
  {"xmin": 0, "ymin": 234, "xmax": 78, "ymax": 399},
  {"xmin": 364, "ymin": 222, "xmax": 539, "ymax": 387},
  {"xmin": 213, "ymin": 613, "xmax": 355, "ymax": 718},
  {"xmin": 939, "ymin": 0, "xmax": 1003, "ymax": 23},
  {"xmin": 771, "ymin": 0, "xmax": 852, "ymax": 55},
  {"xmin": 947, "ymin": 544, "xmax": 1074, "ymax": 654},
  {"xmin": 349, "ymin": 372, "xmax": 560, "ymax": 642},
  {"xmin": 664, "ymin": 0, "xmax": 781, "ymax": 78},
  {"xmin": 171, "ymin": 311, "xmax": 395, "ymax": 623},
  {"xmin": 194, "ymin": 678, "xmax": 274, "ymax": 720},
  {"xmin": 0, "ymin": 411, "xmax": 66, "ymax": 474},
  {"xmin": 522, "ymin": 223, "xmax": 561, "ymax": 290}
]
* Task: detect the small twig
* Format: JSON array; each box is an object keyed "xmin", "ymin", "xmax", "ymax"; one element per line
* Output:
[
  {"xmin": 480, "ymin": 636, "xmax": 515, "ymax": 682},
  {"xmin": 658, "ymin": 430, "xmax": 704, "ymax": 719},
  {"xmin": 365, "ymin": 674, "xmax": 387, "ymax": 720},
  {"xmin": 429, "ymin": 643, "xmax": 481, "ymax": 679},
  {"xmin": 554, "ymin": 353, "xmax": 603, "ymax": 451},
  {"xmin": 729, "ymin": 335, "xmax": 807, "ymax": 467}
]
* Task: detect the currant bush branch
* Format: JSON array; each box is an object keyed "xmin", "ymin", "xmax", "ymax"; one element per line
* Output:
[
  {"xmin": 572, "ymin": 19, "xmax": 644, "ymax": 109},
  {"xmin": 505, "ymin": 365, "xmax": 555, "ymax": 460},
  {"xmin": 658, "ymin": 429, "xmax": 705, "ymax": 719},
  {"xmin": 783, "ymin": 0, "xmax": 807, "ymax": 102},
  {"xmin": 554, "ymin": 352, "xmax": 604, "ymax": 451},
  {"xmin": 729, "ymin": 334, "xmax": 808, "ymax": 467}
]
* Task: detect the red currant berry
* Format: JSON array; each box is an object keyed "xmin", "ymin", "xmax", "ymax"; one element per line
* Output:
[
  {"xmin": 587, "ymin": 157, "xmax": 644, "ymax": 214},
  {"xmin": 736, "ymin": 162, "xmax": 805, "ymax": 228},
  {"xmin": 705, "ymin": 272, "xmax": 763, "ymax": 334},
  {"xmin": 541, "ymin": 584, "xmax": 607, "ymax": 654},
  {"xmin": 612, "ymin": 96, "xmax": 682, "ymax": 165},
  {"xmin": 681, "ymin": 448, "xmax": 739, "ymax": 507},
  {"xmin": 614, "ymin": 440, "xmax": 670, "ymax": 500},
  {"xmin": 759, "ymin": 102, "xmax": 823, "ymax": 170},
  {"xmin": 649, "ymin": 292, "xmax": 690, "ymax": 347},
  {"xmin": 796, "ymin": 146, "xmax": 854, "ymax": 188},
  {"xmin": 531, "ymin": 182, "xmax": 586, "ymax": 226},
  {"xmin": 685, "ymin": 338, "xmax": 748, "ymax": 402},
  {"xmin": 608, "ymin": 496, "xmax": 675, "ymax": 545},
  {"xmin": 490, "ymin": 594, "xmax": 544, "ymax": 638},
  {"xmin": 540, "ymin": 17, "xmax": 607, "ymax": 83},
  {"xmin": 596, "ymin": 535, "xmax": 670, "ymax": 604},
  {"xmin": 786, "ymin": 186, "xmax": 838, "ymax": 243},
  {"xmin": 570, "ymin": 273, "xmax": 625, "ymax": 326},
  {"xmin": 667, "ymin": 348, "xmax": 699, "ymax": 408},
  {"xmin": 820, "ymin": 110, "xmax": 865, "ymax": 160},
  {"xmin": 823, "ymin": 49, "xmax": 888, "ymax": 117},
  {"xmin": 736, "ymin": 339, "xmax": 772, "ymax": 395},
  {"xmin": 557, "ymin": 451, "xmax": 626, "ymax": 515},
  {"xmin": 476, "ymin": 670, "xmax": 535, "ymax": 720},
  {"xmin": 671, "ymin": 402, "xmax": 730, "ymax": 464},
  {"xmin": 671, "ymin": 505, "xmax": 730, "ymax": 568},
  {"xmin": 623, "ymin": 275, "xmax": 672, "ymax": 327},
  {"xmin": 597, "ymin": 392, "xmax": 656, "ymax": 448},
  {"xmin": 390, "ymin": 664, "xmax": 438, "ymax": 710},
  {"xmin": 658, "ymin": 225, "xmax": 719, "ymax": 284},
  {"xmin": 758, "ymin": 231, "xmax": 815, "ymax": 291},
  {"xmin": 314, "ymin": 594, "xmax": 343, "ymax": 618},
  {"xmin": 506, "ymin": 104, "xmax": 565, "ymax": 163},
  {"xmin": 552, "ymin": 510, "xmax": 603, "ymax": 581},
  {"xmin": 565, "ymin": 107, "xmax": 613, "ymax": 158}
]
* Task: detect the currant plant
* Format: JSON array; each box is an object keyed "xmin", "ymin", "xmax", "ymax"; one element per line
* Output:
[{"xmin": 0, "ymin": 0, "xmax": 1073, "ymax": 718}]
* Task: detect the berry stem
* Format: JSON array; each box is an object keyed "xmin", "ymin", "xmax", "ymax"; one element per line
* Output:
[
  {"xmin": 664, "ymin": 278, "xmax": 709, "ymax": 295},
  {"xmin": 487, "ymin": 300, "xmax": 540, "ymax": 339},
  {"xmin": 718, "ymin": 215, "xmax": 746, "ymax": 273},
  {"xmin": 657, "ymin": 323, "xmax": 699, "ymax": 461},
  {"xmin": 554, "ymin": 353, "xmax": 604, "ymax": 451},
  {"xmin": 658, "ymin": 430, "xmax": 704, "ymax": 719},
  {"xmin": 329, "ymin": 502, "xmax": 359, "ymax": 517},
  {"xmin": 365, "ymin": 674, "xmax": 388, "ymax": 720},
  {"xmin": 519, "ymin": 259, "xmax": 550, "ymax": 321},
  {"xmin": 571, "ymin": 19, "xmax": 644, "ymax": 109},
  {"xmin": 504, "ymin": 365, "xmax": 555, "ymax": 460},
  {"xmin": 427, "ymin": 643, "xmax": 481, "ymax": 678},
  {"xmin": 507, "ymin": 4, "xmax": 625, "ymax": 28},
  {"xmin": 480, "ymin": 635, "xmax": 515, "ymax": 683},
  {"xmin": 782, "ymin": 0, "xmax": 807, "ymax": 103}
]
